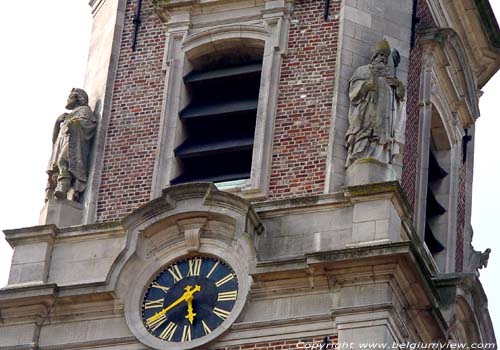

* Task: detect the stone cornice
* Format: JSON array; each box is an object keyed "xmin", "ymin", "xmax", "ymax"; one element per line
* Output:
[
  {"xmin": 3, "ymin": 222, "xmax": 124, "ymax": 247},
  {"xmin": 88, "ymin": 0, "xmax": 109, "ymax": 16},
  {"xmin": 254, "ymin": 182, "xmax": 412, "ymax": 219},
  {"xmin": 474, "ymin": 0, "xmax": 500, "ymax": 49},
  {"xmin": 442, "ymin": 0, "xmax": 500, "ymax": 87},
  {"xmin": 122, "ymin": 182, "xmax": 262, "ymax": 232},
  {"xmin": 249, "ymin": 241, "xmax": 448, "ymax": 342}
]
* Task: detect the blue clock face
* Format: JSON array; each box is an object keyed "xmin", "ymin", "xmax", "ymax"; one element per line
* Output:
[{"xmin": 141, "ymin": 256, "xmax": 238, "ymax": 342}]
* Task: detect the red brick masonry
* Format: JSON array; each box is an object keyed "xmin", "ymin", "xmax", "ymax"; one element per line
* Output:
[
  {"xmin": 97, "ymin": 0, "xmax": 165, "ymax": 222},
  {"xmin": 268, "ymin": 0, "xmax": 340, "ymax": 199},
  {"xmin": 95, "ymin": 0, "xmax": 341, "ymax": 220},
  {"xmin": 401, "ymin": 0, "xmax": 435, "ymax": 212},
  {"xmin": 212, "ymin": 336, "xmax": 337, "ymax": 350}
]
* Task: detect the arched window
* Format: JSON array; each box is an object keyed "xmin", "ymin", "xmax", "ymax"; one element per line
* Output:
[
  {"xmin": 414, "ymin": 26, "xmax": 483, "ymax": 273},
  {"xmin": 171, "ymin": 39, "xmax": 264, "ymax": 185},
  {"xmin": 151, "ymin": 21, "xmax": 288, "ymax": 199}
]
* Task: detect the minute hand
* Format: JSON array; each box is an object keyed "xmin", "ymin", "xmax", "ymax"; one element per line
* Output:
[{"xmin": 146, "ymin": 285, "xmax": 201, "ymax": 325}]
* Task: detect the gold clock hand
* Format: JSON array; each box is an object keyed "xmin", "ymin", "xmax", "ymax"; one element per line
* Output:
[
  {"xmin": 146, "ymin": 295, "xmax": 185, "ymax": 326},
  {"xmin": 146, "ymin": 284, "xmax": 201, "ymax": 326},
  {"xmin": 185, "ymin": 299, "xmax": 196, "ymax": 324},
  {"xmin": 184, "ymin": 284, "xmax": 201, "ymax": 324}
]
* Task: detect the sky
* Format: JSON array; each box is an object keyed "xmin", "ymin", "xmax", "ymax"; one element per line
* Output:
[{"xmin": 0, "ymin": 0, "xmax": 499, "ymax": 337}]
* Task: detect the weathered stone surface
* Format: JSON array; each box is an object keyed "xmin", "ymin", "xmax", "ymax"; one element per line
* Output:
[
  {"xmin": 39, "ymin": 199, "xmax": 83, "ymax": 227},
  {"xmin": 345, "ymin": 39, "xmax": 406, "ymax": 169},
  {"xmin": 345, "ymin": 158, "xmax": 397, "ymax": 186},
  {"xmin": 45, "ymin": 88, "xmax": 96, "ymax": 203}
]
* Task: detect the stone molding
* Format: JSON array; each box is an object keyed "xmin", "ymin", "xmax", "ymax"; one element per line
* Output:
[
  {"xmin": 249, "ymin": 242, "xmax": 447, "ymax": 344},
  {"xmin": 419, "ymin": 26, "xmax": 480, "ymax": 128},
  {"xmin": 4, "ymin": 223, "xmax": 124, "ymax": 246},
  {"xmin": 426, "ymin": 0, "xmax": 500, "ymax": 88},
  {"xmin": 412, "ymin": 27, "xmax": 477, "ymax": 273}
]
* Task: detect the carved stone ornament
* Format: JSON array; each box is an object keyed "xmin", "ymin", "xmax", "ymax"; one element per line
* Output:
[
  {"xmin": 345, "ymin": 39, "xmax": 406, "ymax": 168},
  {"xmin": 466, "ymin": 247, "xmax": 491, "ymax": 275},
  {"xmin": 177, "ymin": 217, "xmax": 208, "ymax": 252},
  {"xmin": 45, "ymin": 88, "xmax": 96, "ymax": 203}
]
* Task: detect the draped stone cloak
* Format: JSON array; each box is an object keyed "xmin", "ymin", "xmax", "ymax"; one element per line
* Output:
[
  {"xmin": 345, "ymin": 65, "xmax": 405, "ymax": 167},
  {"xmin": 47, "ymin": 105, "xmax": 97, "ymax": 194}
]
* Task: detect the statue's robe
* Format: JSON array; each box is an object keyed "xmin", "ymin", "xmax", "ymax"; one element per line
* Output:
[
  {"xmin": 345, "ymin": 64, "xmax": 405, "ymax": 167},
  {"xmin": 47, "ymin": 105, "xmax": 96, "ymax": 194}
]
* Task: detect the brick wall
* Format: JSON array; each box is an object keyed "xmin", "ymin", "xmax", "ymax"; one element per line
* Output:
[
  {"xmin": 268, "ymin": 0, "xmax": 340, "ymax": 199},
  {"xmin": 212, "ymin": 336, "xmax": 337, "ymax": 350},
  {"xmin": 401, "ymin": 0, "xmax": 435, "ymax": 212},
  {"xmin": 94, "ymin": 0, "xmax": 341, "ymax": 220},
  {"xmin": 455, "ymin": 163, "xmax": 467, "ymax": 272},
  {"xmin": 96, "ymin": 0, "xmax": 165, "ymax": 222}
]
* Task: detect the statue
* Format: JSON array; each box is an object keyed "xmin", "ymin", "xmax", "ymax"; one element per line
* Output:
[
  {"xmin": 345, "ymin": 39, "xmax": 406, "ymax": 168},
  {"xmin": 45, "ymin": 88, "xmax": 96, "ymax": 202}
]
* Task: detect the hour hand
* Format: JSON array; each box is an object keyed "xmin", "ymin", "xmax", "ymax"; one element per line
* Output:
[{"xmin": 185, "ymin": 299, "xmax": 197, "ymax": 324}]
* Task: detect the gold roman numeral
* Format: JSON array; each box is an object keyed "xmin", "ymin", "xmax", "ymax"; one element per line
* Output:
[
  {"xmin": 217, "ymin": 290, "xmax": 238, "ymax": 301},
  {"xmin": 215, "ymin": 273, "xmax": 234, "ymax": 287},
  {"xmin": 144, "ymin": 298, "xmax": 164, "ymax": 309},
  {"xmin": 213, "ymin": 307, "xmax": 230, "ymax": 320},
  {"xmin": 159, "ymin": 321, "xmax": 177, "ymax": 341},
  {"xmin": 202, "ymin": 320, "xmax": 212, "ymax": 335},
  {"xmin": 181, "ymin": 325, "xmax": 192, "ymax": 342},
  {"xmin": 206, "ymin": 261, "xmax": 219, "ymax": 278},
  {"xmin": 168, "ymin": 264, "xmax": 183, "ymax": 282},
  {"xmin": 151, "ymin": 281, "xmax": 169, "ymax": 293},
  {"xmin": 188, "ymin": 258, "xmax": 202, "ymax": 276},
  {"xmin": 146, "ymin": 313, "xmax": 167, "ymax": 331}
]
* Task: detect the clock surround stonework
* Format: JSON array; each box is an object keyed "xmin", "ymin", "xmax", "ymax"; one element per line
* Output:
[{"xmin": 119, "ymin": 184, "xmax": 257, "ymax": 350}]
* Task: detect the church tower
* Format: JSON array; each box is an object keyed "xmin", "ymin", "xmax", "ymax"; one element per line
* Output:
[{"xmin": 1, "ymin": 0, "xmax": 499, "ymax": 349}]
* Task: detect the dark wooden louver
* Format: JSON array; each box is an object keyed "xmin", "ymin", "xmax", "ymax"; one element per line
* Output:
[
  {"xmin": 428, "ymin": 151, "xmax": 448, "ymax": 181},
  {"xmin": 171, "ymin": 62, "xmax": 262, "ymax": 185},
  {"xmin": 424, "ymin": 225, "xmax": 445, "ymax": 254},
  {"xmin": 424, "ymin": 150, "xmax": 447, "ymax": 254}
]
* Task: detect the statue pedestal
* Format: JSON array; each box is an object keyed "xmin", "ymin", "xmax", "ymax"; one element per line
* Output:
[
  {"xmin": 39, "ymin": 199, "xmax": 83, "ymax": 227},
  {"xmin": 345, "ymin": 158, "xmax": 397, "ymax": 187}
]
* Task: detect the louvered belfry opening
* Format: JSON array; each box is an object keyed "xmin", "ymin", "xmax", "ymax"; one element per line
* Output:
[
  {"xmin": 424, "ymin": 150, "xmax": 447, "ymax": 254},
  {"xmin": 171, "ymin": 55, "xmax": 262, "ymax": 185}
]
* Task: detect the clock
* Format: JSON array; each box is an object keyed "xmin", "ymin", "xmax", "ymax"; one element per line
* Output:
[{"xmin": 141, "ymin": 256, "xmax": 239, "ymax": 342}]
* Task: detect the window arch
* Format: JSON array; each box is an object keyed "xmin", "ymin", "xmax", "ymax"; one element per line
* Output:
[{"xmin": 152, "ymin": 19, "xmax": 289, "ymax": 199}]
